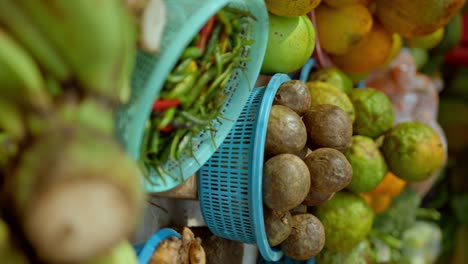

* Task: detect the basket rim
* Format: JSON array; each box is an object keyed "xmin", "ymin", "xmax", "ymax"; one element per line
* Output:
[
  {"xmin": 251, "ymin": 73, "xmax": 292, "ymax": 262},
  {"xmin": 135, "ymin": 228, "xmax": 181, "ymax": 263}
]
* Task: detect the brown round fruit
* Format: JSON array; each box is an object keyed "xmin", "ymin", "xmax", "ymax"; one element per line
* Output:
[
  {"xmin": 302, "ymin": 104, "xmax": 353, "ymax": 151},
  {"xmin": 303, "ymin": 191, "xmax": 335, "ymax": 207},
  {"xmin": 265, "ymin": 105, "xmax": 307, "ymax": 156},
  {"xmin": 304, "ymin": 148, "xmax": 353, "ymax": 195},
  {"xmin": 264, "ymin": 209, "xmax": 293, "ymax": 247},
  {"xmin": 263, "ymin": 154, "xmax": 311, "ymax": 211},
  {"xmin": 274, "ymin": 80, "xmax": 312, "ymax": 116},
  {"xmin": 281, "ymin": 214, "xmax": 326, "ymax": 260}
]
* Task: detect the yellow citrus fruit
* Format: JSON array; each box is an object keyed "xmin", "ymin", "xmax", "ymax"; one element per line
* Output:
[
  {"xmin": 361, "ymin": 193, "xmax": 392, "ymax": 214},
  {"xmin": 384, "ymin": 33, "xmax": 402, "ymax": 65},
  {"xmin": 368, "ymin": 172, "xmax": 407, "ymax": 197},
  {"xmin": 324, "ymin": 0, "xmax": 372, "ymax": 7},
  {"xmin": 405, "ymin": 28, "xmax": 445, "ymax": 50},
  {"xmin": 265, "ymin": 0, "xmax": 322, "ymax": 17},
  {"xmin": 375, "ymin": 0, "xmax": 465, "ymax": 38},
  {"xmin": 315, "ymin": 3, "xmax": 373, "ymax": 55},
  {"xmin": 331, "ymin": 22, "xmax": 393, "ymax": 74}
]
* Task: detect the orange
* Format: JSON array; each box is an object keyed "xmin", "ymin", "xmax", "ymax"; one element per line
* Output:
[
  {"xmin": 315, "ymin": 3, "xmax": 373, "ymax": 55},
  {"xmin": 375, "ymin": 0, "xmax": 465, "ymax": 38},
  {"xmin": 368, "ymin": 172, "xmax": 406, "ymax": 197},
  {"xmin": 331, "ymin": 22, "xmax": 393, "ymax": 74},
  {"xmin": 361, "ymin": 193, "xmax": 392, "ymax": 214},
  {"xmin": 265, "ymin": 0, "xmax": 322, "ymax": 17}
]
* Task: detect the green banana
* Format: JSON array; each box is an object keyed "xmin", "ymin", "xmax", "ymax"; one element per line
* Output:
[
  {"xmin": 0, "ymin": 0, "xmax": 71, "ymax": 82},
  {"xmin": 0, "ymin": 28, "xmax": 50, "ymax": 111},
  {"xmin": 16, "ymin": 0, "xmax": 132, "ymax": 104}
]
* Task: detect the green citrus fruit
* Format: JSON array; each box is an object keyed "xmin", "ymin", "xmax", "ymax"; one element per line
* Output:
[
  {"xmin": 306, "ymin": 81, "xmax": 356, "ymax": 122},
  {"xmin": 308, "ymin": 67, "xmax": 353, "ymax": 94},
  {"xmin": 381, "ymin": 121, "xmax": 445, "ymax": 182},
  {"xmin": 316, "ymin": 192, "xmax": 374, "ymax": 252},
  {"xmin": 317, "ymin": 239, "xmax": 373, "ymax": 264},
  {"xmin": 350, "ymin": 88, "xmax": 395, "ymax": 138},
  {"xmin": 344, "ymin": 135, "xmax": 387, "ymax": 193},
  {"xmin": 261, "ymin": 14, "xmax": 315, "ymax": 74}
]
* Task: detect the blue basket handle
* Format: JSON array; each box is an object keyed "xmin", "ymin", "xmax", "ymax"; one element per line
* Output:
[{"xmin": 299, "ymin": 58, "xmax": 316, "ymax": 83}]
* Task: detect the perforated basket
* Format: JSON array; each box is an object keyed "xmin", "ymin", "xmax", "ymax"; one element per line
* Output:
[
  {"xmin": 115, "ymin": 0, "xmax": 269, "ymax": 192},
  {"xmin": 197, "ymin": 74, "xmax": 294, "ymax": 262}
]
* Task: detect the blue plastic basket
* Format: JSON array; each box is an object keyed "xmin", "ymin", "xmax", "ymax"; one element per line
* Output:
[
  {"xmin": 115, "ymin": 0, "xmax": 269, "ymax": 193},
  {"xmin": 197, "ymin": 73, "xmax": 295, "ymax": 261},
  {"xmin": 134, "ymin": 228, "xmax": 181, "ymax": 264}
]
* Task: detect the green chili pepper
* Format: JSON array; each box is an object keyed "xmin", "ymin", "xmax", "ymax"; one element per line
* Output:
[
  {"xmin": 146, "ymin": 130, "xmax": 161, "ymax": 160},
  {"xmin": 169, "ymin": 129, "xmax": 184, "ymax": 161},
  {"xmin": 184, "ymin": 68, "xmax": 217, "ymax": 107},
  {"xmin": 202, "ymin": 24, "xmax": 222, "ymax": 61},
  {"xmin": 174, "ymin": 58, "xmax": 193, "ymax": 73},
  {"xmin": 218, "ymin": 10, "xmax": 232, "ymax": 35},
  {"xmin": 166, "ymin": 71, "xmax": 198, "ymax": 98},
  {"xmin": 181, "ymin": 46, "xmax": 203, "ymax": 59},
  {"xmin": 177, "ymin": 131, "xmax": 193, "ymax": 159},
  {"xmin": 204, "ymin": 62, "xmax": 235, "ymax": 100},
  {"xmin": 214, "ymin": 45, "xmax": 223, "ymax": 77},
  {"xmin": 181, "ymin": 111, "xmax": 211, "ymax": 126},
  {"xmin": 157, "ymin": 107, "xmax": 177, "ymax": 130}
]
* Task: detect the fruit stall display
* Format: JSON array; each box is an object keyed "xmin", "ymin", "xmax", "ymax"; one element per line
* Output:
[{"xmin": 0, "ymin": 0, "xmax": 467, "ymax": 264}]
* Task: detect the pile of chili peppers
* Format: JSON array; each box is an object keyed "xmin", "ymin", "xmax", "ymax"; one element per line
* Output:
[{"xmin": 141, "ymin": 7, "xmax": 256, "ymax": 184}]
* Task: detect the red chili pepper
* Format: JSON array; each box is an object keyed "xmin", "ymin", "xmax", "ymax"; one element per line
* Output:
[
  {"xmin": 159, "ymin": 125, "xmax": 173, "ymax": 133},
  {"xmin": 152, "ymin": 99, "xmax": 181, "ymax": 111},
  {"xmin": 197, "ymin": 16, "xmax": 216, "ymax": 53}
]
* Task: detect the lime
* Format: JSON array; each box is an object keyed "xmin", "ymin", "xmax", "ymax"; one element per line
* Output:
[
  {"xmin": 350, "ymin": 88, "xmax": 395, "ymax": 138},
  {"xmin": 316, "ymin": 239, "xmax": 373, "ymax": 264},
  {"xmin": 344, "ymin": 135, "xmax": 387, "ymax": 193},
  {"xmin": 306, "ymin": 81, "xmax": 356, "ymax": 122},
  {"xmin": 381, "ymin": 121, "xmax": 445, "ymax": 182},
  {"xmin": 308, "ymin": 67, "xmax": 353, "ymax": 94},
  {"xmin": 261, "ymin": 14, "xmax": 315, "ymax": 74},
  {"xmin": 316, "ymin": 192, "xmax": 374, "ymax": 252}
]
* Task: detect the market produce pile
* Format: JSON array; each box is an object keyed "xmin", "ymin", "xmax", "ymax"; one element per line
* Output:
[
  {"xmin": 256, "ymin": 0, "xmax": 466, "ymax": 262},
  {"xmin": 0, "ymin": 0, "xmax": 466, "ymax": 263}
]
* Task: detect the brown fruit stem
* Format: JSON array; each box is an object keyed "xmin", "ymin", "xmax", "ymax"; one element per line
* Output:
[{"xmin": 4, "ymin": 125, "xmax": 145, "ymax": 263}]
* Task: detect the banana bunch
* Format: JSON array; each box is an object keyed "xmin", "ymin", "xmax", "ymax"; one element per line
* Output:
[{"xmin": 0, "ymin": 1, "xmax": 146, "ymax": 263}]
